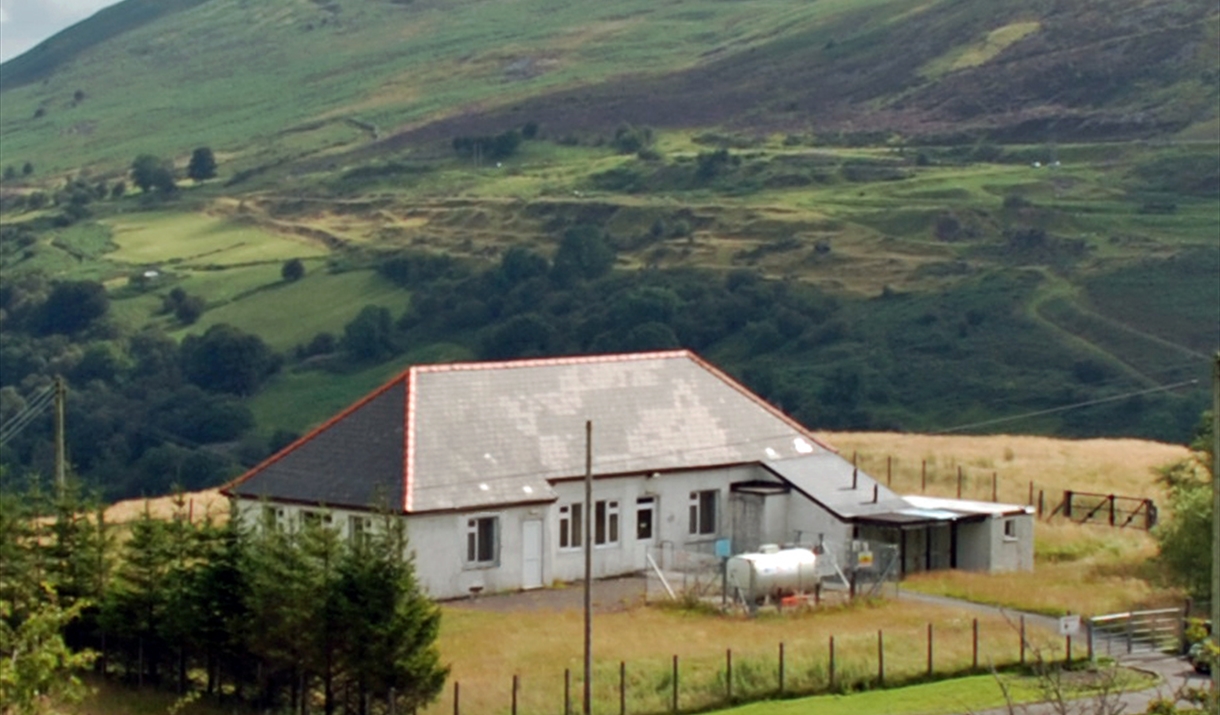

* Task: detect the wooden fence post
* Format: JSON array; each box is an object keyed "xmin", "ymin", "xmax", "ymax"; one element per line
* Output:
[
  {"xmin": 921, "ymin": 460, "xmax": 927, "ymax": 492},
  {"xmin": 887, "ymin": 456, "xmax": 892, "ymax": 487},
  {"xmin": 1109, "ymin": 495, "xmax": 1116, "ymax": 526},
  {"xmin": 672, "ymin": 655, "xmax": 679, "ymax": 713},
  {"xmin": 778, "ymin": 642, "xmax": 785, "ymax": 693},
  {"xmin": 453, "ymin": 681, "xmax": 459, "ymax": 715},
  {"xmin": 565, "ymin": 669, "xmax": 571, "ymax": 715},
  {"xmin": 829, "ymin": 635, "xmax": 836, "ymax": 690},
  {"xmin": 927, "ymin": 623, "xmax": 933, "ymax": 676},
  {"xmin": 972, "ymin": 619, "xmax": 979, "ymax": 670},
  {"xmin": 992, "ymin": 472, "xmax": 998, "ymax": 502},
  {"xmin": 726, "ymin": 649, "xmax": 732, "ymax": 701},
  {"xmin": 878, "ymin": 630, "xmax": 885, "ymax": 686},
  {"xmin": 1038, "ymin": 490, "xmax": 1045, "ymax": 518},
  {"xmin": 512, "ymin": 675, "xmax": 518, "ymax": 715},
  {"xmin": 620, "ymin": 662, "xmax": 626, "ymax": 715},
  {"xmin": 1028, "ymin": 481, "xmax": 1034, "ymax": 506},
  {"xmin": 957, "ymin": 466, "xmax": 963, "ymax": 499},
  {"xmin": 1064, "ymin": 490, "xmax": 1073, "ymax": 519},
  {"xmin": 1020, "ymin": 615, "xmax": 1026, "ymax": 666}
]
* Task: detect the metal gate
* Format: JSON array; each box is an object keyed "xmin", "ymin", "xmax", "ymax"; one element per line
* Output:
[{"xmin": 1088, "ymin": 608, "xmax": 1182, "ymax": 658}]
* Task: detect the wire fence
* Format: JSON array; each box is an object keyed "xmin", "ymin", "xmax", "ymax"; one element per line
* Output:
[{"xmin": 422, "ymin": 612, "xmax": 1055, "ymax": 715}]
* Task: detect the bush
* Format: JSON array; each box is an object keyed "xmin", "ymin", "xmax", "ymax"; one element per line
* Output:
[{"xmin": 281, "ymin": 258, "xmax": 305, "ymax": 282}]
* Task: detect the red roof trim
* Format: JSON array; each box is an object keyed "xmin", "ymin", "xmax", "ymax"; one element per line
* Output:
[
  {"xmin": 684, "ymin": 352, "xmax": 836, "ymax": 453},
  {"xmin": 404, "ymin": 367, "xmax": 418, "ymax": 513},
  {"xmin": 219, "ymin": 370, "xmax": 411, "ymax": 497}
]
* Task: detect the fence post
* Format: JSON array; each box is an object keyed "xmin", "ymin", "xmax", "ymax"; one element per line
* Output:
[
  {"xmin": 972, "ymin": 619, "xmax": 979, "ymax": 670},
  {"xmin": 887, "ymin": 456, "xmax": 892, "ymax": 487},
  {"xmin": 1126, "ymin": 614, "xmax": 1134, "ymax": 654},
  {"xmin": 726, "ymin": 649, "xmax": 732, "ymax": 702},
  {"xmin": 921, "ymin": 460, "xmax": 927, "ymax": 492},
  {"xmin": 992, "ymin": 472, "xmax": 998, "ymax": 502},
  {"xmin": 565, "ymin": 669, "xmax": 571, "ymax": 715},
  {"xmin": 877, "ymin": 630, "xmax": 885, "ymax": 686},
  {"xmin": 1038, "ymin": 490, "xmax": 1045, "ymax": 518},
  {"xmin": 1109, "ymin": 495, "xmax": 1116, "ymax": 526},
  {"xmin": 453, "ymin": 681, "xmax": 460, "ymax": 715},
  {"xmin": 927, "ymin": 623, "xmax": 933, "ymax": 677},
  {"xmin": 1020, "ymin": 615, "xmax": 1026, "ymax": 666},
  {"xmin": 620, "ymin": 662, "xmax": 626, "ymax": 715},
  {"xmin": 1087, "ymin": 620, "xmax": 1095, "ymax": 662},
  {"xmin": 778, "ymin": 642, "xmax": 785, "ymax": 693},
  {"xmin": 829, "ymin": 635, "xmax": 836, "ymax": 690},
  {"xmin": 1064, "ymin": 490, "xmax": 1073, "ymax": 519},
  {"xmin": 512, "ymin": 675, "xmax": 519, "ymax": 715},
  {"xmin": 957, "ymin": 466, "xmax": 963, "ymax": 499},
  {"xmin": 672, "ymin": 655, "xmax": 679, "ymax": 713},
  {"xmin": 1028, "ymin": 480, "xmax": 1034, "ymax": 506}
]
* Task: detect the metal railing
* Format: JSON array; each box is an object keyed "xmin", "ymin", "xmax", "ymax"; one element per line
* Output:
[{"xmin": 1088, "ymin": 608, "xmax": 1182, "ymax": 658}]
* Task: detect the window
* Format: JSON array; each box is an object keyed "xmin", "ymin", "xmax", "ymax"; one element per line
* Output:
[
  {"xmin": 299, "ymin": 510, "xmax": 333, "ymax": 529},
  {"xmin": 466, "ymin": 516, "xmax": 498, "ymax": 565},
  {"xmin": 1003, "ymin": 519, "xmax": 1017, "ymax": 539},
  {"xmin": 261, "ymin": 505, "xmax": 285, "ymax": 530},
  {"xmin": 689, "ymin": 490, "xmax": 718, "ymax": 536},
  {"xmin": 349, "ymin": 515, "xmax": 372, "ymax": 545},
  {"xmin": 636, "ymin": 497, "xmax": 655, "ymax": 540},
  {"xmin": 559, "ymin": 503, "xmax": 583, "ymax": 549},
  {"xmin": 594, "ymin": 500, "xmax": 619, "ymax": 546},
  {"xmin": 560, "ymin": 500, "xmax": 619, "ymax": 547}
]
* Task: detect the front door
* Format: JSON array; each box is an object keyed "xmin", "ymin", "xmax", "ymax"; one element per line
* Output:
[{"xmin": 522, "ymin": 520, "xmax": 544, "ymax": 590}]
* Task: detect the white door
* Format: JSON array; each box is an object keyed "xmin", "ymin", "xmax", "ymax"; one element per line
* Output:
[{"xmin": 522, "ymin": 520, "xmax": 544, "ymax": 590}]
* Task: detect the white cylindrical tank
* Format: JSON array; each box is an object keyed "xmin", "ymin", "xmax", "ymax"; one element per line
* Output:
[{"xmin": 726, "ymin": 546, "xmax": 818, "ymax": 604}]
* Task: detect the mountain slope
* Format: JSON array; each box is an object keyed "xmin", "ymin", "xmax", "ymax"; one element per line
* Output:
[{"xmin": 1, "ymin": 0, "xmax": 1215, "ymax": 175}]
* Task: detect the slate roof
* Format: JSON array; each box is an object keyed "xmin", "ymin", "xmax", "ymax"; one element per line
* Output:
[
  {"xmin": 223, "ymin": 350, "xmax": 832, "ymax": 513},
  {"xmin": 762, "ymin": 453, "xmax": 910, "ymax": 520}
]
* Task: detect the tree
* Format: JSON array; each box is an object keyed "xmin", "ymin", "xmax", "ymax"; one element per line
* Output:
[
  {"xmin": 3, "ymin": 166, "xmax": 16, "ymax": 181},
  {"xmin": 551, "ymin": 224, "xmax": 615, "ymax": 284},
  {"xmin": 342, "ymin": 306, "xmax": 397, "ymax": 362},
  {"xmin": 0, "ymin": 590, "xmax": 96, "ymax": 714},
  {"xmin": 21, "ymin": 162, "xmax": 33, "ymax": 176},
  {"xmin": 110, "ymin": 181, "xmax": 126, "ymax": 199},
  {"xmin": 180, "ymin": 324, "xmax": 279, "ymax": 395},
  {"xmin": 281, "ymin": 258, "xmax": 305, "ymax": 282},
  {"xmin": 187, "ymin": 147, "xmax": 217, "ymax": 182},
  {"xmin": 1154, "ymin": 411, "xmax": 1214, "ymax": 600},
  {"xmin": 131, "ymin": 154, "xmax": 176, "ymax": 194},
  {"xmin": 37, "ymin": 279, "xmax": 109, "ymax": 335}
]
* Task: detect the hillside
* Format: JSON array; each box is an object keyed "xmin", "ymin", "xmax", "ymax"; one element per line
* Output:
[
  {"xmin": 0, "ymin": 0, "xmax": 1216, "ymax": 502},
  {"xmin": 1, "ymin": 0, "xmax": 1217, "ymax": 175}
]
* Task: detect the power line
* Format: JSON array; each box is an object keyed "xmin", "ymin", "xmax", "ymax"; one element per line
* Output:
[{"xmin": 933, "ymin": 379, "xmax": 1200, "ymax": 435}]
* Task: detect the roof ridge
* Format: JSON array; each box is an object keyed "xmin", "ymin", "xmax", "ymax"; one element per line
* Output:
[{"xmin": 410, "ymin": 350, "xmax": 692, "ymax": 375}]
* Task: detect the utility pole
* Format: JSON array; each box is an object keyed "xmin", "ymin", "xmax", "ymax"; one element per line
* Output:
[
  {"xmin": 1211, "ymin": 352, "xmax": 1218, "ymax": 699},
  {"xmin": 583, "ymin": 420, "xmax": 593, "ymax": 715},
  {"xmin": 54, "ymin": 376, "xmax": 66, "ymax": 493}
]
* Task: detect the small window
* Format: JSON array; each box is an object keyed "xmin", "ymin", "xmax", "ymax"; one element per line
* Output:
[
  {"xmin": 466, "ymin": 516, "xmax": 498, "ymax": 565},
  {"xmin": 261, "ymin": 505, "xmax": 285, "ymax": 530},
  {"xmin": 595, "ymin": 500, "xmax": 619, "ymax": 546},
  {"xmin": 689, "ymin": 490, "xmax": 718, "ymax": 536},
  {"xmin": 300, "ymin": 510, "xmax": 333, "ymax": 529},
  {"xmin": 636, "ymin": 497, "xmax": 655, "ymax": 540},
  {"xmin": 559, "ymin": 503, "xmax": 583, "ymax": 549},
  {"xmin": 349, "ymin": 515, "xmax": 372, "ymax": 545},
  {"xmin": 1003, "ymin": 519, "xmax": 1017, "ymax": 539}
]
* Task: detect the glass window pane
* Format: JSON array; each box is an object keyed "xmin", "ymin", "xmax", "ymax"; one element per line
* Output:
[
  {"xmin": 595, "ymin": 501, "xmax": 606, "ymax": 545},
  {"xmin": 477, "ymin": 517, "xmax": 496, "ymax": 562},
  {"xmin": 637, "ymin": 508, "xmax": 652, "ymax": 540},
  {"xmin": 609, "ymin": 512, "xmax": 618, "ymax": 543},
  {"xmin": 572, "ymin": 504, "xmax": 582, "ymax": 547}
]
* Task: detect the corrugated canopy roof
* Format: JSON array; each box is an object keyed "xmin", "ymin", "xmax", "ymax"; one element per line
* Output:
[
  {"xmin": 762, "ymin": 453, "xmax": 909, "ymax": 519},
  {"xmin": 225, "ymin": 350, "xmax": 831, "ymax": 513}
]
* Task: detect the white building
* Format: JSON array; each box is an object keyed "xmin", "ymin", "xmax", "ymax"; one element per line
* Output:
[{"xmin": 222, "ymin": 350, "xmax": 1033, "ymax": 599}]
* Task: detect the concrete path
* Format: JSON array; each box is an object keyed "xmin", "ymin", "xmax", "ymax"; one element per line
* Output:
[{"xmin": 896, "ymin": 589, "xmax": 1210, "ymax": 714}]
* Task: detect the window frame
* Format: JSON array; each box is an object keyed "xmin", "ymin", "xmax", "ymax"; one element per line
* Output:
[
  {"xmin": 689, "ymin": 490, "xmax": 718, "ymax": 537},
  {"xmin": 559, "ymin": 503, "xmax": 583, "ymax": 550},
  {"xmin": 1003, "ymin": 518, "xmax": 1017, "ymax": 540},
  {"xmin": 636, "ymin": 496, "xmax": 655, "ymax": 541},
  {"xmin": 465, "ymin": 514, "xmax": 499, "ymax": 568},
  {"xmin": 594, "ymin": 499, "xmax": 620, "ymax": 547}
]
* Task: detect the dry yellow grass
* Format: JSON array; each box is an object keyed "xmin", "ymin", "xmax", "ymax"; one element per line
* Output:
[
  {"xmin": 815, "ymin": 432, "xmax": 1188, "ymax": 504},
  {"xmin": 102, "ymin": 489, "xmax": 228, "ymax": 525},
  {"xmin": 422, "ymin": 599, "xmax": 1056, "ymax": 715}
]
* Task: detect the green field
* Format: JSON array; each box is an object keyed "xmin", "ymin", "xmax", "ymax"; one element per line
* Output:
[{"xmin": 102, "ymin": 212, "xmax": 327, "ymax": 267}]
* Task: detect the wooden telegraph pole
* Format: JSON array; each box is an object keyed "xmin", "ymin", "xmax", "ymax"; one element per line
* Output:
[
  {"xmin": 1211, "ymin": 353, "xmax": 1218, "ymax": 699},
  {"xmin": 583, "ymin": 420, "xmax": 593, "ymax": 715},
  {"xmin": 54, "ymin": 376, "xmax": 67, "ymax": 493}
]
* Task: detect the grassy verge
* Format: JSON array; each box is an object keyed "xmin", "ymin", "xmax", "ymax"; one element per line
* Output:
[{"xmin": 419, "ymin": 599, "xmax": 1058, "ymax": 715}]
